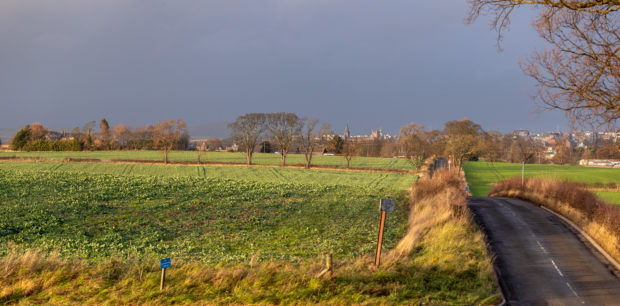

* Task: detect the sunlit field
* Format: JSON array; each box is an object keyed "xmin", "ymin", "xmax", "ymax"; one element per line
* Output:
[
  {"xmin": 0, "ymin": 162, "xmax": 415, "ymax": 261},
  {"xmin": 464, "ymin": 161, "xmax": 620, "ymax": 204},
  {"xmin": 0, "ymin": 150, "xmax": 413, "ymax": 170},
  {"xmin": 0, "ymin": 161, "xmax": 498, "ymax": 304}
]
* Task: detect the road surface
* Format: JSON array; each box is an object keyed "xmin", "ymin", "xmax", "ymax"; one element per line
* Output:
[{"xmin": 468, "ymin": 196, "xmax": 620, "ymax": 305}]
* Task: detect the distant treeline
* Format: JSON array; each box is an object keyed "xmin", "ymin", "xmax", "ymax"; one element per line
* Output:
[{"xmin": 10, "ymin": 119, "xmax": 189, "ymax": 152}]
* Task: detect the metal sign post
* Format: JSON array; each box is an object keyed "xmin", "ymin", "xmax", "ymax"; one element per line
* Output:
[
  {"xmin": 160, "ymin": 258, "xmax": 171, "ymax": 290},
  {"xmin": 375, "ymin": 199, "xmax": 395, "ymax": 267}
]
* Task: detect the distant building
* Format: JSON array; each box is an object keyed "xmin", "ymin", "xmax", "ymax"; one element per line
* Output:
[
  {"xmin": 344, "ymin": 124, "xmax": 350, "ymax": 139},
  {"xmin": 513, "ymin": 129, "xmax": 530, "ymax": 138},
  {"xmin": 371, "ymin": 128, "xmax": 383, "ymax": 140},
  {"xmin": 579, "ymin": 159, "xmax": 620, "ymax": 168}
]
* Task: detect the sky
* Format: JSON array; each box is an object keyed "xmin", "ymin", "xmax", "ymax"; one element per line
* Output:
[{"xmin": 0, "ymin": 0, "xmax": 569, "ymax": 137}]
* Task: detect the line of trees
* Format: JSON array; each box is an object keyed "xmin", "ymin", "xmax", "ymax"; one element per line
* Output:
[
  {"xmin": 228, "ymin": 113, "xmax": 332, "ymax": 167},
  {"xmin": 10, "ymin": 119, "xmax": 189, "ymax": 156}
]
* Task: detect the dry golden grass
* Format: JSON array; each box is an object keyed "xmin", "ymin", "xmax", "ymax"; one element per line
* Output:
[
  {"xmin": 387, "ymin": 170, "xmax": 467, "ymax": 261},
  {"xmin": 489, "ymin": 178, "xmax": 620, "ymax": 263}
]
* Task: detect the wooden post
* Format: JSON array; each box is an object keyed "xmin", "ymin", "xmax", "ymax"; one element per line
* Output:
[
  {"xmin": 160, "ymin": 268, "xmax": 166, "ymax": 290},
  {"xmin": 375, "ymin": 210, "xmax": 387, "ymax": 267},
  {"xmin": 326, "ymin": 253, "xmax": 332, "ymax": 271},
  {"xmin": 317, "ymin": 253, "xmax": 333, "ymax": 278}
]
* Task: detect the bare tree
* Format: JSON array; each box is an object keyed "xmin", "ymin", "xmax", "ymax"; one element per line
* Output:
[
  {"xmin": 342, "ymin": 140, "xmax": 358, "ymax": 168},
  {"xmin": 399, "ymin": 123, "xmax": 428, "ymax": 171},
  {"xmin": 443, "ymin": 119, "xmax": 483, "ymax": 171},
  {"xmin": 266, "ymin": 112, "xmax": 302, "ymax": 166},
  {"xmin": 479, "ymin": 131, "xmax": 506, "ymax": 162},
  {"xmin": 552, "ymin": 136, "xmax": 573, "ymax": 164},
  {"xmin": 467, "ymin": 0, "xmax": 619, "ymax": 128},
  {"xmin": 153, "ymin": 119, "xmax": 188, "ymax": 164},
  {"xmin": 111, "ymin": 124, "xmax": 131, "ymax": 149},
  {"xmin": 30, "ymin": 123, "xmax": 48, "ymax": 141},
  {"xmin": 228, "ymin": 113, "xmax": 266, "ymax": 165},
  {"xmin": 596, "ymin": 138, "xmax": 620, "ymax": 158},
  {"xmin": 509, "ymin": 137, "xmax": 539, "ymax": 164},
  {"xmin": 299, "ymin": 118, "xmax": 332, "ymax": 168}
]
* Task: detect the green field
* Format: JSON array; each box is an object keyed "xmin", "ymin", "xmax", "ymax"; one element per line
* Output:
[
  {"xmin": 464, "ymin": 161, "xmax": 620, "ymax": 204},
  {"xmin": 0, "ymin": 162, "xmax": 415, "ymax": 262},
  {"xmin": 0, "ymin": 161, "xmax": 502, "ymax": 304},
  {"xmin": 0, "ymin": 150, "xmax": 412, "ymax": 170},
  {"xmin": 593, "ymin": 191, "xmax": 620, "ymax": 205}
]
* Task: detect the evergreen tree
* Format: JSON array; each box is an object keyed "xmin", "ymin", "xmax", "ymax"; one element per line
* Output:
[{"xmin": 11, "ymin": 126, "xmax": 31, "ymax": 151}]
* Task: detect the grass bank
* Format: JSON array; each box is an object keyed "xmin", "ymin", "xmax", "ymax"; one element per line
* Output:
[{"xmin": 489, "ymin": 178, "xmax": 620, "ymax": 264}]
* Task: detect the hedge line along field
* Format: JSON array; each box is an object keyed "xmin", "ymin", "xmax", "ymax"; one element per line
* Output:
[
  {"xmin": 0, "ymin": 150, "xmax": 413, "ymax": 170},
  {"xmin": 464, "ymin": 161, "xmax": 620, "ymax": 204},
  {"xmin": 0, "ymin": 163, "xmax": 415, "ymax": 262}
]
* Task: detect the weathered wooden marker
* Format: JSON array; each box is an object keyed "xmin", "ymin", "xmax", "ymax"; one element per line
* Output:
[
  {"xmin": 375, "ymin": 199, "xmax": 395, "ymax": 267},
  {"xmin": 160, "ymin": 257, "xmax": 171, "ymax": 290}
]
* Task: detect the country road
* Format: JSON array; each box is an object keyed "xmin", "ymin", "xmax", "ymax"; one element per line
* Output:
[{"xmin": 468, "ymin": 197, "xmax": 620, "ymax": 305}]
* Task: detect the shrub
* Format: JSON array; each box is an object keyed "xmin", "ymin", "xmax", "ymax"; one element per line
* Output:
[
  {"xmin": 10, "ymin": 127, "xmax": 31, "ymax": 150},
  {"xmin": 21, "ymin": 139, "xmax": 83, "ymax": 152}
]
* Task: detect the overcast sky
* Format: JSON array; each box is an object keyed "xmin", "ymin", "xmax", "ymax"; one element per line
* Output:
[{"xmin": 0, "ymin": 0, "xmax": 568, "ymax": 136}]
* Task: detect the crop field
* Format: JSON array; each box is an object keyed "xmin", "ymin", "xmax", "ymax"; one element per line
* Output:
[
  {"xmin": 0, "ymin": 161, "xmax": 414, "ymax": 190},
  {"xmin": 0, "ymin": 161, "xmax": 500, "ymax": 304},
  {"xmin": 0, "ymin": 150, "xmax": 413, "ymax": 170},
  {"xmin": 0, "ymin": 161, "xmax": 502, "ymax": 304},
  {"xmin": 464, "ymin": 161, "xmax": 620, "ymax": 204},
  {"xmin": 0, "ymin": 162, "xmax": 415, "ymax": 262}
]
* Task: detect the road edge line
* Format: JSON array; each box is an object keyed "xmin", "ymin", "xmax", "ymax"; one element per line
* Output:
[{"xmin": 540, "ymin": 206, "xmax": 620, "ymax": 273}]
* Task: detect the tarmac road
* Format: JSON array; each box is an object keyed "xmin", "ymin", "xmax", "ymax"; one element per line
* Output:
[{"xmin": 468, "ymin": 196, "xmax": 620, "ymax": 305}]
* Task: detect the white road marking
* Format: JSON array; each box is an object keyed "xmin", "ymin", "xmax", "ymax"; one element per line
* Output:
[
  {"xmin": 566, "ymin": 282, "xmax": 585, "ymax": 304},
  {"xmin": 551, "ymin": 259, "xmax": 564, "ymax": 277},
  {"xmin": 536, "ymin": 240, "xmax": 548, "ymax": 254}
]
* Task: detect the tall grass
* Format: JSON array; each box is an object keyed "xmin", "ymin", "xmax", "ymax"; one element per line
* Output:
[
  {"xmin": 489, "ymin": 178, "xmax": 620, "ymax": 263},
  {"xmin": 387, "ymin": 170, "xmax": 467, "ymax": 260}
]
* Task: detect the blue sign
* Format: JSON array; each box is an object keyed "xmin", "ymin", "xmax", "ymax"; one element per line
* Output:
[
  {"xmin": 160, "ymin": 258, "xmax": 171, "ymax": 269},
  {"xmin": 465, "ymin": 185, "xmax": 469, "ymax": 192}
]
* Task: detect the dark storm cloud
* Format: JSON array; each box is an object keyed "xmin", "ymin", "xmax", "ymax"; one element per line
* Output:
[{"xmin": 0, "ymin": 0, "xmax": 567, "ymax": 136}]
